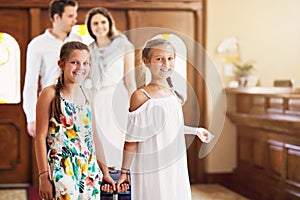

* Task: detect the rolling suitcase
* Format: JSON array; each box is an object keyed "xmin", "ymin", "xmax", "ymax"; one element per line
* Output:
[{"xmin": 100, "ymin": 169, "xmax": 131, "ymax": 200}]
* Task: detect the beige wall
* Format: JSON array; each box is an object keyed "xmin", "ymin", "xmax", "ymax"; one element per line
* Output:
[
  {"xmin": 205, "ymin": 0, "xmax": 300, "ymax": 173},
  {"xmin": 207, "ymin": 0, "xmax": 300, "ymax": 87}
]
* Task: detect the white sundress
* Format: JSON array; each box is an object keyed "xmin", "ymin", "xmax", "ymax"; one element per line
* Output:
[
  {"xmin": 90, "ymin": 35, "xmax": 133, "ymax": 169},
  {"xmin": 126, "ymin": 89, "xmax": 192, "ymax": 200}
]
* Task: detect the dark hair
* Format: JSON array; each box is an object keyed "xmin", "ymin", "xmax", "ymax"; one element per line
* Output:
[
  {"xmin": 51, "ymin": 41, "xmax": 90, "ymax": 122},
  {"xmin": 49, "ymin": 0, "xmax": 78, "ymax": 21},
  {"xmin": 85, "ymin": 7, "xmax": 119, "ymax": 42}
]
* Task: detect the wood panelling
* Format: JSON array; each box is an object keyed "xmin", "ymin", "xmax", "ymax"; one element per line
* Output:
[
  {"xmin": 226, "ymin": 87, "xmax": 300, "ymax": 199},
  {"xmin": 0, "ymin": 8, "xmax": 31, "ymax": 185},
  {"xmin": 29, "ymin": 9, "xmax": 41, "ymax": 38},
  {"xmin": 238, "ymin": 133, "xmax": 253, "ymax": 164},
  {"xmin": 0, "ymin": 122, "xmax": 20, "ymax": 170},
  {"xmin": 253, "ymin": 139, "xmax": 265, "ymax": 169},
  {"xmin": 286, "ymin": 144, "xmax": 300, "ymax": 186},
  {"xmin": 0, "ymin": 121, "xmax": 30, "ymax": 184},
  {"xmin": 128, "ymin": 10, "xmax": 194, "ymax": 37},
  {"xmin": 136, "ymin": 0, "xmax": 200, "ymax": 2},
  {"xmin": 0, "ymin": 0, "xmax": 206, "ymax": 186},
  {"xmin": 267, "ymin": 141, "xmax": 284, "ymax": 177},
  {"xmin": 0, "ymin": 0, "xmax": 202, "ymax": 10},
  {"xmin": 39, "ymin": 8, "xmax": 52, "ymax": 36}
]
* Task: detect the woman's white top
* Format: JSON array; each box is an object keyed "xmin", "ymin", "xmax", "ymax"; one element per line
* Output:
[{"xmin": 89, "ymin": 34, "xmax": 134, "ymax": 90}]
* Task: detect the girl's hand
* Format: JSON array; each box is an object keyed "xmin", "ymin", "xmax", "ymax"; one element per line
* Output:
[
  {"xmin": 116, "ymin": 173, "xmax": 130, "ymax": 192},
  {"xmin": 101, "ymin": 174, "xmax": 115, "ymax": 193},
  {"xmin": 196, "ymin": 128, "xmax": 214, "ymax": 143},
  {"xmin": 39, "ymin": 174, "xmax": 55, "ymax": 200}
]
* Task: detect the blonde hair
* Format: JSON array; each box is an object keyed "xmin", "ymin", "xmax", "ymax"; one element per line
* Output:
[
  {"xmin": 142, "ymin": 38, "xmax": 183, "ymax": 102},
  {"xmin": 142, "ymin": 38, "xmax": 176, "ymax": 61}
]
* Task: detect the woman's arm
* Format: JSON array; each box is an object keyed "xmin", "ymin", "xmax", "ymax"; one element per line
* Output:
[
  {"xmin": 93, "ymin": 132, "xmax": 115, "ymax": 192},
  {"xmin": 35, "ymin": 86, "xmax": 55, "ymax": 200},
  {"xmin": 184, "ymin": 126, "xmax": 214, "ymax": 143},
  {"xmin": 123, "ymin": 45, "xmax": 136, "ymax": 97},
  {"xmin": 93, "ymin": 130, "xmax": 115, "ymax": 191},
  {"xmin": 89, "ymin": 91, "xmax": 115, "ymax": 191}
]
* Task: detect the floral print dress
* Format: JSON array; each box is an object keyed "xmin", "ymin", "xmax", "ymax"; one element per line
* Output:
[{"xmin": 47, "ymin": 92, "xmax": 102, "ymax": 200}]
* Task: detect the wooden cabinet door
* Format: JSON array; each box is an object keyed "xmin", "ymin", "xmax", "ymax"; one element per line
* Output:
[{"xmin": 0, "ymin": 9, "xmax": 31, "ymax": 185}]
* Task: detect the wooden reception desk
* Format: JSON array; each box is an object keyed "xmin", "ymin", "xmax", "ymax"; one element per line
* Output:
[{"xmin": 226, "ymin": 87, "xmax": 300, "ymax": 199}]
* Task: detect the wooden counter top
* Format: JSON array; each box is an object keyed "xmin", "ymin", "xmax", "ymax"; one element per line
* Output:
[
  {"xmin": 225, "ymin": 87, "xmax": 300, "ymax": 96},
  {"xmin": 226, "ymin": 86, "xmax": 300, "ymax": 134},
  {"xmin": 225, "ymin": 87, "xmax": 300, "ymax": 199}
]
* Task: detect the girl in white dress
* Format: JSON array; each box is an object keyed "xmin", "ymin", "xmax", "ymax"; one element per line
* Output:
[{"xmin": 116, "ymin": 38, "xmax": 214, "ymax": 200}]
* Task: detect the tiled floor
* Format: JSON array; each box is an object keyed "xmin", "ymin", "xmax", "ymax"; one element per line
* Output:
[
  {"xmin": 0, "ymin": 184, "xmax": 248, "ymax": 200},
  {"xmin": 0, "ymin": 188, "xmax": 27, "ymax": 200},
  {"xmin": 191, "ymin": 184, "xmax": 249, "ymax": 200}
]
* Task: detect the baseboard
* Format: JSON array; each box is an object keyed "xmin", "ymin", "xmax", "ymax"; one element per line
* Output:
[
  {"xmin": 205, "ymin": 173, "xmax": 235, "ymax": 189},
  {"xmin": 206, "ymin": 173, "xmax": 233, "ymax": 183},
  {"xmin": 0, "ymin": 183, "xmax": 30, "ymax": 188}
]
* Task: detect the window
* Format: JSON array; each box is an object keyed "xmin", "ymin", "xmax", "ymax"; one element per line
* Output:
[{"xmin": 0, "ymin": 32, "xmax": 20, "ymax": 104}]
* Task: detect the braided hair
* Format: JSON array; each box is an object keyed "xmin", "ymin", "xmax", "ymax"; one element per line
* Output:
[{"xmin": 50, "ymin": 41, "xmax": 90, "ymax": 122}]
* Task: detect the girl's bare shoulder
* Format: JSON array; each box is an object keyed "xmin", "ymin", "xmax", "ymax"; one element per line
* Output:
[
  {"xmin": 129, "ymin": 88, "xmax": 149, "ymax": 112},
  {"xmin": 38, "ymin": 85, "xmax": 56, "ymax": 102}
]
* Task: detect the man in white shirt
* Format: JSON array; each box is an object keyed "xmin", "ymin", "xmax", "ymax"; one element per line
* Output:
[{"xmin": 23, "ymin": 0, "xmax": 81, "ymax": 137}]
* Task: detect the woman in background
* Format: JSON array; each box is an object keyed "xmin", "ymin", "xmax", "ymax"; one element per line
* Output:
[{"xmin": 85, "ymin": 7, "xmax": 136, "ymax": 170}]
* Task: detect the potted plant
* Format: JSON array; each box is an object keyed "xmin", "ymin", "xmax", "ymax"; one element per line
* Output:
[{"xmin": 234, "ymin": 60, "xmax": 255, "ymax": 86}]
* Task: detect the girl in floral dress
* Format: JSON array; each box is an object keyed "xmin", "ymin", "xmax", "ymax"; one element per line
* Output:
[{"xmin": 35, "ymin": 41, "xmax": 114, "ymax": 200}]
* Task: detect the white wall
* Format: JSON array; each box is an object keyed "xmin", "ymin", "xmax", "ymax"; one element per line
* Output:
[{"xmin": 205, "ymin": 0, "xmax": 300, "ymax": 173}]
